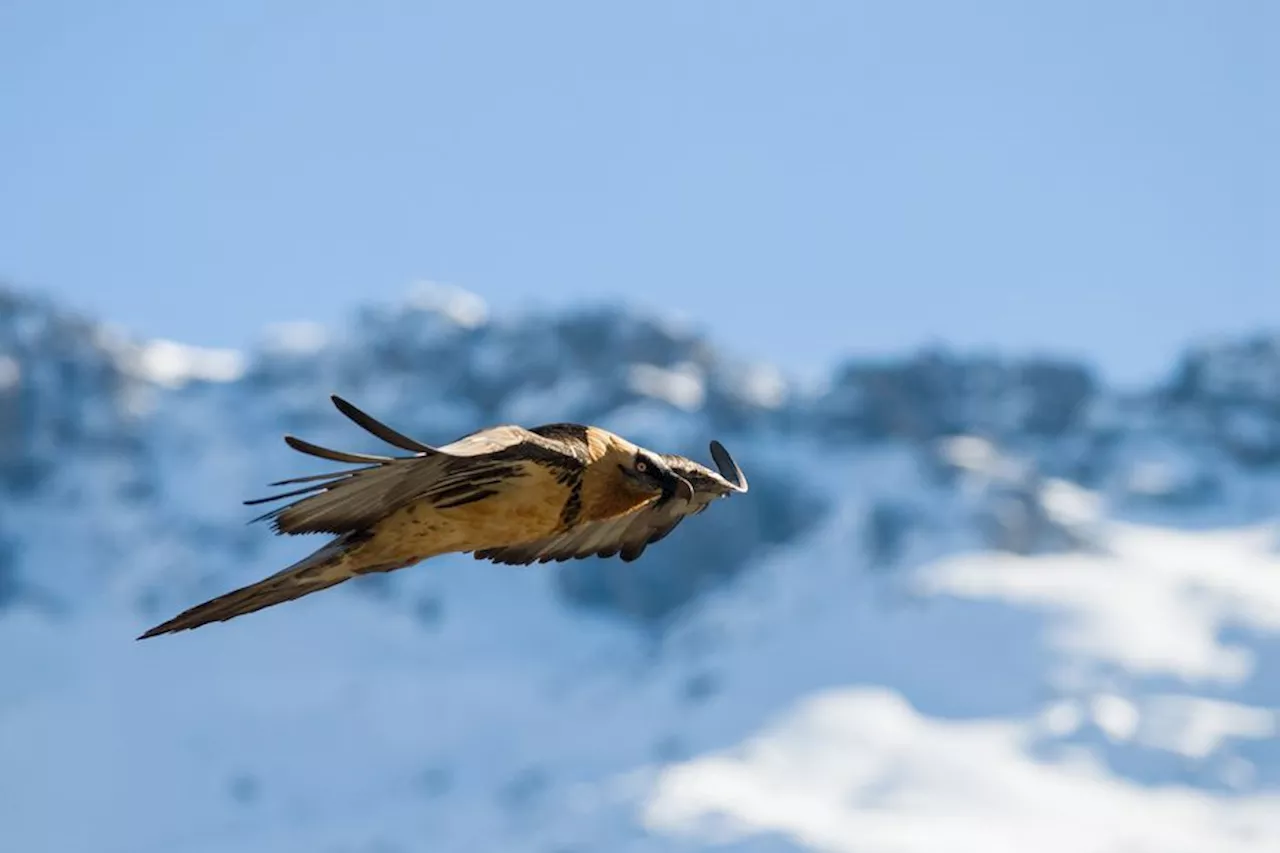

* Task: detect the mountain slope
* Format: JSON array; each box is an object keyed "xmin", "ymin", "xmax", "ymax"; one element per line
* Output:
[{"xmin": 1, "ymin": 283, "xmax": 1278, "ymax": 853}]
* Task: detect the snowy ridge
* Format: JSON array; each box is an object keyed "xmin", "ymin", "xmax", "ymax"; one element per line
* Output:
[{"xmin": 1, "ymin": 283, "xmax": 1279, "ymax": 852}]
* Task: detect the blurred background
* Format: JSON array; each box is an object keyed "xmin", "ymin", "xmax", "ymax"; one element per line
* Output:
[{"xmin": 1, "ymin": 2, "xmax": 1277, "ymax": 851}]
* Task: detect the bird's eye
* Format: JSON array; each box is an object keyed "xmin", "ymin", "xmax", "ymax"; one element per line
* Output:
[{"xmin": 635, "ymin": 459, "xmax": 649, "ymax": 473}]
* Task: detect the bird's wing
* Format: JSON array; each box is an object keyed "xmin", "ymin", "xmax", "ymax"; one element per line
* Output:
[
  {"xmin": 246, "ymin": 396, "xmax": 581, "ymax": 536},
  {"xmin": 475, "ymin": 440, "xmax": 749, "ymax": 565},
  {"xmin": 474, "ymin": 490, "xmax": 690, "ymax": 564}
]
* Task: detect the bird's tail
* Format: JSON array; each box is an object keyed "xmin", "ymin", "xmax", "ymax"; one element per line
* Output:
[{"xmin": 137, "ymin": 534, "xmax": 367, "ymax": 640}]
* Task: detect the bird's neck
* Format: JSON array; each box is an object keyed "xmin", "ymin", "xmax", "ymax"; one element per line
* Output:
[{"xmin": 575, "ymin": 445, "xmax": 657, "ymax": 525}]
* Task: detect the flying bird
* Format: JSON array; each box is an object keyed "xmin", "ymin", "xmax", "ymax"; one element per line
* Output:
[{"xmin": 138, "ymin": 394, "xmax": 748, "ymax": 639}]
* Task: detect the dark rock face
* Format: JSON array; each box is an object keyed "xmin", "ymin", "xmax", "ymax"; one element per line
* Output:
[
  {"xmin": 863, "ymin": 500, "xmax": 916, "ymax": 570},
  {"xmin": 813, "ymin": 349, "xmax": 1097, "ymax": 444},
  {"xmin": 0, "ymin": 290, "xmax": 146, "ymax": 495},
  {"xmin": 0, "ymin": 534, "xmax": 19, "ymax": 609},
  {"xmin": 1162, "ymin": 334, "xmax": 1280, "ymax": 466}
]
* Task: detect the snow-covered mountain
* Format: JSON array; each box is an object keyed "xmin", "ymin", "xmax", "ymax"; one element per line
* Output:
[{"xmin": 2, "ymin": 282, "xmax": 1278, "ymax": 853}]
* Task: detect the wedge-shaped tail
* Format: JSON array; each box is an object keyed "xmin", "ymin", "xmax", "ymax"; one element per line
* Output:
[{"xmin": 137, "ymin": 535, "xmax": 364, "ymax": 639}]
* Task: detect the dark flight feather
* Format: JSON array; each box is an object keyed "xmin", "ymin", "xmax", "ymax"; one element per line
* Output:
[
  {"xmin": 330, "ymin": 394, "xmax": 437, "ymax": 454},
  {"xmin": 284, "ymin": 434, "xmax": 394, "ymax": 465},
  {"xmin": 242, "ymin": 401, "xmax": 584, "ymax": 537}
]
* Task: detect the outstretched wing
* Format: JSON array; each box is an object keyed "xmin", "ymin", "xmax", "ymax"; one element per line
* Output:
[
  {"xmin": 247, "ymin": 395, "xmax": 580, "ymax": 536},
  {"xmin": 475, "ymin": 440, "xmax": 748, "ymax": 565}
]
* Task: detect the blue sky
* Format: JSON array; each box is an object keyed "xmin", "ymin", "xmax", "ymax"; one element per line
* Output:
[{"xmin": 1, "ymin": 1, "xmax": 1273, "ymax": 385}]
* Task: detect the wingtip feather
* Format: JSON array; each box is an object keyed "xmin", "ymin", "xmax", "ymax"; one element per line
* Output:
[{"xmin": 329, "ymin": 395, "xmax": 436, "ymax": 454}]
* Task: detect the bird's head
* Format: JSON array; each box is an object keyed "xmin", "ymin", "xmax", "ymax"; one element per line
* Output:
[{"xmin": 618, "ymin": 449, "xmax": 695, "ymax": 505}]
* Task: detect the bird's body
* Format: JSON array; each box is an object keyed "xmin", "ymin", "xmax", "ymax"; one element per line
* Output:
[{"xmin": 138, "ymin": 395, "xmax": 748, "ymax": 639}]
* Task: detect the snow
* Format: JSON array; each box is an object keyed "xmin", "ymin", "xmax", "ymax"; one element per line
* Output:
[
  {"xmin": 737, "ymin": 363, "xmax": 789, "ymax": 409},
  {"xmin": 641, "ymin": 520, "xmax": 1280, "ymax": 853},
  {"xmin": 0, "ymin": 354, "xmax": 19, "ymax": 390},
  {"xmin": 259, "ymin": 321, "xmax": 330, "ymax": 356},
  {"xmin": 628, "ymin": 362, "xmax": 707, "ymax": 411},
  {"xmin": 127, "ymin": 338, "xmax": 247, "ymax": 388},
  {"xmin": 919, "ymin": 526, "xmax": 1280, "ymax": 683},
  {"xmin": 1134, "ymin": 694, "xmax": 1277, "ymax": 760},
  {"xmin": 1090, "ymin": 691, "xmax": 1142, "ymax": 741},
  {"xmin": 405, "ymin": 280, "xmax": 490, "ymax": 329},
  {"xmin": 1038, "ymin": 477, "xmax": 1103, "ymax": 530},
  {"xmin": 644, "ymin": 687, "xmax": 1280, "ymax": 853},
  {"xmin": 937, "ymin": 434, "xmax": 1030, "ymax": 485}
]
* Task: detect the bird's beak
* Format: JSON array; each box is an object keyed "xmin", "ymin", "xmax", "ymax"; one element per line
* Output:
[
  {"xmin": 708, "ymin": 440, "xmax": 748, "ymax": 493},
  {"xmin": 655, "ymin": 461, "xmax": 694, "ymax": 505},
  {"xmin": 671, "ymin": 474, "xmax": 694, "ymax": 504}
]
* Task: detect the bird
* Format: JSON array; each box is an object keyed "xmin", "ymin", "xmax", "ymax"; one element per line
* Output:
[{"xmin": 137, "ymin": 394, "xmax": 748, "ymax": 639}]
